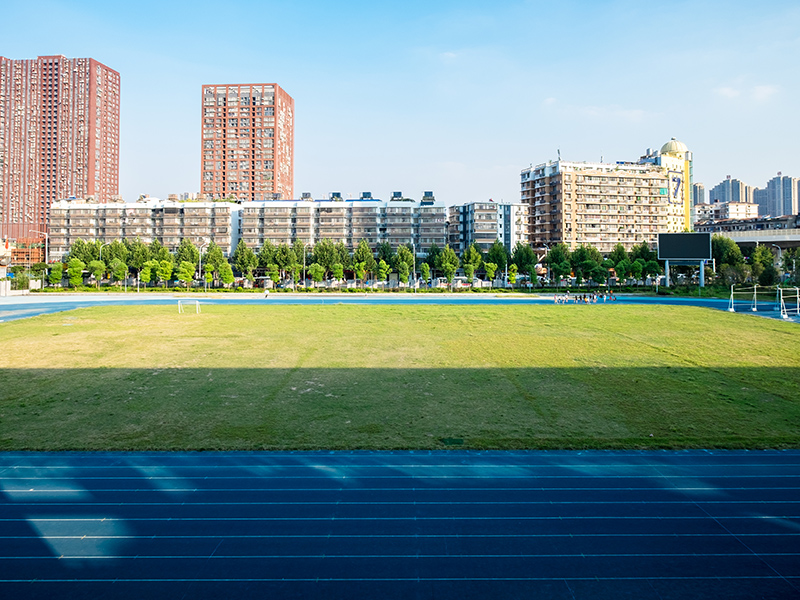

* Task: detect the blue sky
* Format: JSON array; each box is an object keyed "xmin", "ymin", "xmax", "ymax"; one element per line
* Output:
[{"xmin": 3, "ymin": 0, "xmax": 798, "ymax": 203}]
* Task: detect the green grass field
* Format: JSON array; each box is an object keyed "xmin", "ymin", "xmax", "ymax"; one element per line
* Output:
[{"xmin": 1, "ymin": 304, "xmax": 798, "ymax": 450}]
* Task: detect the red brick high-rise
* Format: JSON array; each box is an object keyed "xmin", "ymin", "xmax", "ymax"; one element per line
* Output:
[
  {"xmin": 201, "ymin": 83, "xmax": 294, "ymax": 201},
  {"xmin": 0, "ymin": 55, "xmax": 120, "ymax": 241}
]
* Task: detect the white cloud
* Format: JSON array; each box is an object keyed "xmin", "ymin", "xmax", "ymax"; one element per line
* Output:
[
  {"xmin": 715, "ymin": 86, "xmax": 741, "ymax": 98},
  {"xmin": 752, "ymin": 84, "xmax": 779, "ymax": 102}
]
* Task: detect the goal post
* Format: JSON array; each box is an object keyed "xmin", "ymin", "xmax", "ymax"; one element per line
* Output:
[
  {"xmin": 728, "ymin": 285, "xmax": 780, "ymax": 314},
  {"xmin": 779, "ymin": 287, "xmax": 800, "ymax": 320}
]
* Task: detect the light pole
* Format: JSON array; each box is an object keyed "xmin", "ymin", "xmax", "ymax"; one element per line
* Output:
[
  {"xmin": 31, "ymin": 229, "xmax": 49, "ymax": 289},
  {"xmin": 198, "ymin": 239, "xmax": 209, "ymax": 291},
  {"xmin": 771, "ymin": 244, "xmax": 782, "ymax": 276},
  {"xmin": 31, "ymin": 230, "xmax": 49, "ymax": 265},
  {"xmin": 412, "ymin": 240, "xmax": 416, "ymax": 293}
]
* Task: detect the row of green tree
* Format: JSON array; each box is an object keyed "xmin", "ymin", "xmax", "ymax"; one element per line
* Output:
[{"xmin": 25, "ymin": 233, "xmax": 792, "ymax": 289}]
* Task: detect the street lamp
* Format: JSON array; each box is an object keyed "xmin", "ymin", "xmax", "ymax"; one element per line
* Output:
[
  {"xmin": 198, "ymin": 239, "xmax": 209, "ymax": 291},
  {"xmin": 771, "ymin": 244, "xmax": 782, "ymax": 275},
  {"xmin": 412, "ymin": 240, "xmax": 416, "ymax": 293}
]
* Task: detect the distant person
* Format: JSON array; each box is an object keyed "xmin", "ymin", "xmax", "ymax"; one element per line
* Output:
[{"xmin": 264, "ymin": 287, "xmax": 270, "ymax": 298}]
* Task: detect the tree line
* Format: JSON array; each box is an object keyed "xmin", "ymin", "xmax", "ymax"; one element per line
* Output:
[{"xmin": 13, "ymin": 234, "xmax": 792, "ymax": 290}]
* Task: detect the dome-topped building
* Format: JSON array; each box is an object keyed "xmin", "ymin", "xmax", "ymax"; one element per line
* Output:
[{"xmin": 660, "ymin": 137, "xmax": 689, "ymax": 155}]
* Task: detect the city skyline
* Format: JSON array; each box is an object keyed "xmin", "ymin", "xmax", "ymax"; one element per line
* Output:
[{"xmin": 1, "ymin": 0, "xmax": 798, "ymax": 206}]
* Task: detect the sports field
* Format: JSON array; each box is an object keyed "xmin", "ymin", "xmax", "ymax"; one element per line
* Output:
[{"xmin": 1, "ymin": 304, "xmax": 798, "ymax": 450}]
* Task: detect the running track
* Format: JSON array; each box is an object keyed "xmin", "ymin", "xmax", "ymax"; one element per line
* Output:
[
  {"xmin": 1, "ymin": 451, "xmax": 799, "ymax": 599},
  {"xmin": 0, "ymin": 292, "xmax": 795, "ymax": 323}
]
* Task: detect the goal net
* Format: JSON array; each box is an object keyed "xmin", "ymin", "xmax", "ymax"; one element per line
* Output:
[{"xmin": 728, "ymin": 285, "xmax": 778, "ymax": 313}]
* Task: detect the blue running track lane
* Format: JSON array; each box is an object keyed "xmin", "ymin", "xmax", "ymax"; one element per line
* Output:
[
  {"xmin": 0, "ymin": 292, "xmax": 796, "ymax": 323},
  {"xmin": 1, "ymin": 450, "xmax": 799, "ymax": 599}
]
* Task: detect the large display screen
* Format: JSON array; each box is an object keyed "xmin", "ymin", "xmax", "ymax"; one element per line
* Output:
[{"xmin": 657, "ymin": 233, "xmax": 712, "ymax": 260}]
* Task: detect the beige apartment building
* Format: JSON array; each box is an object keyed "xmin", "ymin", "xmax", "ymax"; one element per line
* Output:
[{"xmin": 521, "ymin": 140, "xmax": 692, "ymax": 252}]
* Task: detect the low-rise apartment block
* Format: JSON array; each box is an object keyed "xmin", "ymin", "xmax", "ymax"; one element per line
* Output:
[
  {"xmin": 447, "ymin": 202, "xmax": 531, "ymax": 254},
  {"xmin": 48, "ymin": 194, "xmax": 447, "ymax": 260},
  {"xmin": 49, "ymin": 198, "xmax": 234, "ymax": 260}
]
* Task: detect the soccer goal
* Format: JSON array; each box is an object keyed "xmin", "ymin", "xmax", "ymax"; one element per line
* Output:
[
  {"xmin": 178, "ymin": 300, "xmax": 201, "ymax": 314},
  {"xmin": 728, "ymin": 285, "xmax": 780, "ymax": 313},
  {"xmin": 778, "ymin": 287, "xmax": 800, "ymax": 320}
]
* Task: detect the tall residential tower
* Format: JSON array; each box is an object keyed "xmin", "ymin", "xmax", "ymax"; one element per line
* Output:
[
  {"xmin": 201, "ymin": 84, "xmax": 294, "ymax": 202},
  {"xmin": 0, "ymin": 55, "xmax": 120, "ymax": 240}
]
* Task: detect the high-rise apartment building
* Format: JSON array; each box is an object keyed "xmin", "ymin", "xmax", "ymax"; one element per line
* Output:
[
  {"xmin": 520, "ymin": 139, "xmax": 691, "ymax": 252},
  {"xmin": 692, "ymin": 183, "xmax": 705, "ymax": 205},
  {"xmin": 201, "ymin": 84, "xmax": 294, "ymax": 202},
  {"xmin": 0, "ymin": 55, "xmax": 120, "ymax": 240},
  {"xmin": 709, "ymin": 176, "xmax": 753, "ymax": 205}
]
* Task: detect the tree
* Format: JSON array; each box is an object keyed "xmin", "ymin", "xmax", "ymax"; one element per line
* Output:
[
  {"xmin": 759, "ymin": 264, "xmax": 779, "ymax": 286},
  {"xmin": 177, "ymin": 261, "xmax": 196, "ymax": 288},
  {"xmin": 335, "ymin": 242, "xmax": 352, "ymax": 270},
  {"xmin": 308, "ymin": 263, "xmax": 325, "ymax": 286},
  {"xmin": 508, "ymin": 263, "xmax": 518, "ymax": 286},
  {"xmin": 630, "ymin": 259, "xmax": 644, "ymax": 282},
  {"xmin": 219, "ymin": 261, "xmax": 235, "ymax": 287},
  {"xmin": 463, "ymin": 264, "xmax": 475, "ymax": 282},
  {"xmin": 420, "ymin": 262, "xmax": 430, "ymax": 285},
  {"xmin": 570, "ymin": 246, "xmax": 603, "ymax": 286},
  {"xmin": 106, "ymin": 239, "xmax": 130, "ymax": 265},
  {"xmin": 149, "ymin": 239, "xmax": 172, "ymax": 263},
  {"xmin": 353, "ymin": 239, "xmax": 376, "ymax": 283},
  {"xmin": 544, "ymin": 243, "xmax": 572, "ymax": 284},
  {"xmin": 484, "ymin": 262, "xmax": 497, "ymax": 283},
  {"xmin": 395, "ymin": 244, "xmax": 414, "ymax": 274},
  {"xmin": 67, "ymin": 239, "xmax": 93, "ymax": 264},
  {"xmin": 332, "ymin": 263, "xmax": 344, "ymax": 286},
  {"xmin": 398, "ymin": 261, "xmax": 410, "ymax": 285},
  {"xmin": 512, "ymin": 243, "xmax": 536, "ymax": 278},
  {"xmin": 629, "ymin": 241, "xmax": 655, "ymax": 264},
  {"xmin": 231, "ymin": 240, "xmax": 257, "ymax": 276},
  {"xmin": 462, "ymin": 243, "xmax": 483, "ymax": 275},
  {"xmin": 712, "ymin": 235, "xmax": 743, "ymax": 269},
  {"xmin": 377, "ymin": 242, "xmax": 394, "ymax": 264},
  {"xmin": 377, "ymin": 259, "xmax": 391, "ymax": 283},
  {"xmin": 48, "ymin": 263, "xmax": 63, "ymax": 287},
  {"xmin": 607, "ymin": 243, "xmax": 628, "ymax": 266},
  {"xmin": 139, "ymin": 260, "xmax": 158, "ymax": 287},
  {"xmin": 127, "ymin": 238, "xmax": 150, "ymax": 273},
  {"xmin": 644, "ymin": 260, "xmax": 662, "ymax": 278},
  {"xmin": 175, "ymin": 238, "xmax": 200, "ymax": 266},
  {"xmin": 30, "ymin": 262, "xmax": 47, "ymax": 279},
  {"xmin": 265, "ymin": 263, "xmax": 280, "ymax": 286},
  {"xmin": 312, "ymin": 239, "xmax": 338, "ymax": 276},
  {"xmin": 109, "ymin": 258, "xmax": 127, "ymax": 285},
  {"xmin": 274, "ymin": 243, "xmax": 297, "ymax": 280},
  {"xmin": 353, "ymin": 261, "xmax": 366, "ymax": 287},
  {"xmin": 615, "ymin": 259, "xmax": 631, "ymax": 282},
  {"xmin": 486, "ymin": 240, "xmax": 508, "ymax": 272},
  {"xmin": 203, "ymin": 241, "xmax": 226, "ymax": 280},
  {"xmin": 87, "ymin": 260, "xmax": 106, "ymax": 288},
  {"xmin": 67, "ymin": 258, "xmax": 85, "ymax": 288},
  {"xmin": 437, "ymin": 245, "xmax": 459, "ymax": 284},
  {"xmin": 425, "ymin": 243, "xmax": 442, "ymax": 278},
  {"xmin": 157, "ymin": 259, "xmax": 174, "ymax": 286},
  {"xmin": 257, "ymin": 240, "xmax": 277, "ymax": 269}
]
